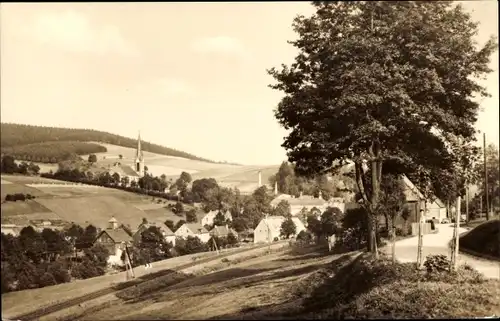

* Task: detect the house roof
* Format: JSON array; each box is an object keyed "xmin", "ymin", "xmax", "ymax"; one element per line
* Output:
[
  {"xmin": 271, "ymin": 194, "xmax": 327, "ymax": 207},
  {"xmin": 100, "ymin": 228, "xmax": 133, "ymax": 243},
  {"xmin": 401, "ymin": 174, "xmax": 425, "ymax": 201},
  {"xmin": 433, "ymin": 198, "xmax": 445, "ymax": 208},
  {"xmin": 260, "ymin": 216, "xmax": 306, "ymax": 232},
  {"xmin": 119, "ymin": 165, "xmax": 140, "ymax": 177},
  {"xmin": 210, "ymin": 225, "xmax": 237, "ymax": 237},
  {"xmin": 136, "ymin": 222, "xmax": 175, "ymax": 236},
  {"xmin": 184, "ymin": 223, "xmax": 209, "ymax": 234}
]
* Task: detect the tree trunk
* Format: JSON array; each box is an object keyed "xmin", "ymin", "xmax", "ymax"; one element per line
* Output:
[{"xmin": 391, "ymin": 226, "xmax": 396, "ymax": 264}]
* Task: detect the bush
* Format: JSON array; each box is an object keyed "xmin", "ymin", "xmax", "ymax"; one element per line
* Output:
[
  {"xmin": 423, "ymin": 254, "xmax": 450, "ymax": 273},
  {"xmin": 459, "ymin": 219, "xmax": 500, "ymax": 259},
  {"xmin": 38, "ymin": 272, "xmax": 57, "ymax": 287},
  {"xmin": 299, "ymin": 253, "xmax": 498, "ymax": 319}
]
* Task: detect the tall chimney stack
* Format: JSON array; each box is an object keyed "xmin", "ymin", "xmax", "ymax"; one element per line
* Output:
[
  {"xmin": 274, "ymin": 181, "xmax": 278, "ymax": 195},
  {"xmin": 258, "ymin": 171, "xmax": 262, "ymax": 187}
]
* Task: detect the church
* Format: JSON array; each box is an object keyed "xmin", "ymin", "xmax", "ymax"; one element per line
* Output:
[{"xmin": 110, "ymin": 131, "xmax": 146, "ymax": 183}]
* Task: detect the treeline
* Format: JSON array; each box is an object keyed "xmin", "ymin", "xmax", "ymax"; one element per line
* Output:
[
  {"xmin": 1, "ymin": 141, "xmax": 107, "ymax": 164},
  {"xmin": 1, "ymin": 155, "xmax": 40, "ymax": 175},
  {"xmin": 126, "ymin": 226, "xmax": 239, "ymax": 269},
  {"xmin": 1, "ymin": 123, "xmax": 213, "ymax": 162},
  {"xmin": 1, "ymin": 224, "xmax": 108, "ymax": 294},
  {"xmin": 269, "ymin": 161, "xmax": 354, "ymax": 200}
]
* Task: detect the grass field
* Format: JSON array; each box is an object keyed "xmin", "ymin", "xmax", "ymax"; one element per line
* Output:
[
  {"xmin": 0, "ymin": 175, "xmax": 183, "ymax": 229},
  {"xmin": 81, "ymin": 143, "xmax": 280, "ymax": 193}
]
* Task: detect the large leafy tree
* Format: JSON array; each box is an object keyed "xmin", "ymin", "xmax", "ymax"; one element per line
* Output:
[{"xmin": 268, "ymin": 1, "xmax": 496, "ymax": 255}]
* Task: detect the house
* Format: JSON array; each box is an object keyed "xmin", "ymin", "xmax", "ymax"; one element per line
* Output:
[
  {"xmin": 133, "ymin": 221, "xmax": 176, "ymax": 246},
  {"xmin": 426, "ymin": 198, "xmax": 447, "ymax": 221},
  {"xmin": 270, "ymin": 192, "xmax": 346, "ymax": 216},
  {"xmin": 253, "ymin": 216, "xmax": 306, "ymax": 244},
  {"xmin": 29, "ymin": 219, "xmax": 69, "ymax": 232},
  {"xmin": 93, "ymin": 217, "xmax": 133, "ymax": 266},
  {"xmin": 174, "ymin": 223, "xmax": 211, "ymax": 243},
  {"xmin": 197, "ymin": 210, "xmax": 232, "ymax": 227},
  {"xmin": 210, "ymin": 225, "xmax": 238, "ymax": 238},
  {"xmin": 1, "ymin": 224, "xmax": 22, "ymax": 236}
]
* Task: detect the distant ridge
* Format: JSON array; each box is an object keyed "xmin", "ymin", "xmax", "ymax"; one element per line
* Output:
[{"xmin": 0, "ymin": 123, "xmax": 213, "ymax": 163}]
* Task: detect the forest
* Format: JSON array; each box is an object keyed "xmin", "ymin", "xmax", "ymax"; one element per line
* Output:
[{"xmin": 0, "ymin": 123, "xmax": 212, "ymax": 163}]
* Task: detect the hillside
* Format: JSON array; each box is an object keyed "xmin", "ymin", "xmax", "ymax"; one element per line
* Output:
[
  {"xmin": 0, "ymin": 123, "xmax": 212, "ymax": 163},
  {"xmin": 0, "ymin": 175, "xmax": 187, "ymax": 229}
]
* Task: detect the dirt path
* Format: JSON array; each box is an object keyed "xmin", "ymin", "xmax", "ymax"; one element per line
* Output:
[
  {"xmin": 69, "ymin": 249, "xmax": 340, "ymax": 320},
  {"xmin": 382, "ymin": 224, "xmax": 500, "ymax": 279}
]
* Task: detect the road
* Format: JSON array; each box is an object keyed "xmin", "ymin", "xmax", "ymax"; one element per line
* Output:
[{"xmin": 383, "ymin": 224, "xmax": 500, "ymax": 279}]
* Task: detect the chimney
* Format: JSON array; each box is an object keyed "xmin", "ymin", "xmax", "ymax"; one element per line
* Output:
[
  {"xmin": 274, "ymin": 181, "xmax": 278, "ymax": 195},
  {"xmin": 258, "ymin": 171, "xmax": 262, "ymax": 187},
  {"xmin": 318, "ymin": 190, "xmax": 322, "ymax": 199},
  {"xmin": 299, "ymin": 191, "xmax": 303, "ymax": 198}
]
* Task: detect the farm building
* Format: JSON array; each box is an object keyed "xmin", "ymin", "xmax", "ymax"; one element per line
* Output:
[
  {"xmin": 254, "ymin": 216, "xmax": 306, "ymax": 244},
  {"xmin": 132, "ymin": 221, "xmax": 176, "ymax": 246},
  {"xmin": 93, "ymin": 217, "xmax": 133, "ymax": 266},
  {"xmin": 270, "ymin": 192, "xmax": 345, "ymax": 216},
  {"xmin": 0, "ymin": 224, "xmax": 23, "ymax": 236},
  {"xmin": 175, "ymin": 222, "xmax": 210, "ymax": 243},
  {"xmin": 197, "ymin": 210, "xmax": 232, "ymax": 227},
  {"xmin": 425, "ymin": 198, "xmax": 447, "ymax": 222}
]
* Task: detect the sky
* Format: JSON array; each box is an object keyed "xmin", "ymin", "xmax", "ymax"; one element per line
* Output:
[{"xmin": 1, "ymin": 1, "xmax": 498, "ymax": 166}]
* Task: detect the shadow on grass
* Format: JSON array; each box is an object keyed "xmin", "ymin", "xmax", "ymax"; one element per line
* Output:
[{"xmin": 209, "ymin": 253, "xmax": 359, "ymax": 320}]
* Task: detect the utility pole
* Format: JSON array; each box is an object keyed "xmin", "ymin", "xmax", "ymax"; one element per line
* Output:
[
  {"xmin": 451, "ymin": 195, "xmax": 461, "ymax": 271},
  {"xmin": 265, "ymin": 214, "xmax": 271, "ymax": 254},
  {"xmin": 483, "ymin": 133, "xmax": 490, "ymax": 221},
  {"xmin": 465, "ymin": 183, "xmax": 469, "ymax": 224},
  {"xmin": 212, "ymin": 237, "xmax": 220, "ymax": 255},
  {"xmin": 124, "ymin": 244, "xmax": 135, "ymax": 280}
]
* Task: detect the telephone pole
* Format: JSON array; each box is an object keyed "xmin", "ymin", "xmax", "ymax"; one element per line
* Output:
[{"xmin": 483, "ymin": 133, "xmax": 490, "ymax": 220}]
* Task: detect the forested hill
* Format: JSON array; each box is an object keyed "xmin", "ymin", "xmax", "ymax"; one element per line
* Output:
[{"xmin": 0, "ymin": 123, "xmax": 213, "ymax": 163}]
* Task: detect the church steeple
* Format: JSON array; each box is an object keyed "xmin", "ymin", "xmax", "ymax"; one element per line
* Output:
[{"xmin": 134, "ymin": 131, "xmax": 145, "ymax": 177}]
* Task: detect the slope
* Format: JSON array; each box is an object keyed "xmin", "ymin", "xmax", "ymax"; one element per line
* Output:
[{"xmin": 0, "ymin": 123, "xmax": 212, "ymax": 162}]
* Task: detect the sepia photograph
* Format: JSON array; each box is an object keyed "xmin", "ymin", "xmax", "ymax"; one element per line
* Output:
[{"xmin": 1, "ymin": 1, "xmax": 499, "ymax": 320}]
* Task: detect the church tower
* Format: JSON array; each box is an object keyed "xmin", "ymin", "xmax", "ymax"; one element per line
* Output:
[{"xmin": 134, "ymin": 131, "xmax": 145, "ymax": 177}]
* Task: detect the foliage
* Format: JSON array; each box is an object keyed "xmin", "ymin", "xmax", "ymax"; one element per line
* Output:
[
  {"xmin": 280, "ymin": 217, "xmax": 297, "ymax": 239},
  {"xmin": 474, "ymin": 143, "xmax": 500, "ymax": 212},
  {"xmin": 300, "ymin": 253, "xmax": 496, "ymax": 319},
  {"xmin": 423, "ymin": 254, "xmax": 451, "ymax": 273},
  {"xmin": 88, "ymin": 154, "xmax": 98, "ymax": 164},
  {"xmin": 1, "ymin": 123, "xmax": 212, "ymax": 162},
  {"xmin": 227, "ymin": 232, "xmax": 238, "ymax": 246},
  {"xmin": 185, "ymin": 209, "xmax": 198, "ymax": 223},
  {"xmin": 213, "ymin": 211, "xmax": 229, "ymax": 226},
  {"xmin": 174, "ymin": 220, "xmax": 186, "ymax": 232},
  {"xmin": 173, "ymin": 201, "xmax": 184, "ymax": 215},
  {"xmin": 1, "ymin": 155, "xmax": 41, "ymax": 175},
  {"xmin": 272, "ymin": 200, "xmax": 292, "ymax": 217},
  {"xmin": 137, "ymin": 226, "xmax": 173, "ymax": 263},
  {"xmin": 321, "ymin": 207, "xmax": 343, "ymax": 237},
  {"xmin": 268, "ymin": 1, "xmax": 497, "ymax": 255},
  {"xmin": 459, "ymin": 219, "xmax": 500, "ymax": 259},
  {"xmin": 296, "ymin": 230, "xmax": 313, "ymax": 244},
  {"xmin": 165, "ymin": 220, "xmax": 175, "ymax": 232},
  {"xmin": 174, "ymin": 236, "xmax": 209, "ymax": 256}
]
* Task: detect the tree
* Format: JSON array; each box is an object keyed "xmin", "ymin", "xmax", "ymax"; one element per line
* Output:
[
  {"xmin": 252, "ymin": 186, "xmax": 273, "ymax": 214},
  {"xmin": 180, "ymin": 171, "xmax": 192, "ymax": 184},
  {"xmin": 185, "ymin": 209, "xmax": 198, "ymax": 223},
  {"xmin": 174, "ymin": 220, "xmax": 186, "ymax": 231},
  {"xmin": 120, "ymin": 176, "xmax": 130, "ymax": 187},
  {"xmin": 474, "ymin": 143, "xmax": 500, "ymax": 214},
  {"xmin": 88, "ymin": 154, "xmax": 97, "ymax": 164},
  {"xmin": 320, "ymin": 207, "xmax": 342, "ymax": 239},
  {"xmin": 1, "ymin": 155, "xmax": 18, "ymax": 174},
  {"xmin": 227, "ymin": 232, "xmax": 239, "ymax": 246},
  {"xmin": 192, "ymin": 178, "xmax": 219, "ymax": 203},
  {"xmin": 173, "ymin": 201, "xmax": 184, "ymax": 215},
  {"xmin": 213, "ymin": 211, "xmax": 228, "ymax": 227},
  {"xmin": 268, "ymin": 1, "xmax": 497, "ymax": 256},
  {"xmin": 280, "ymin": 217, "xmax": 297, "ymax": 239},
  {"xmin": 165, "ymin": 220, "xmax": 175, "ymax": 232},
  {"xmin": 84, "ymin": 244, "xmax": 110, "ymax": 268},
  {"xmin": 272, "ymin": 200, "xmax": 292, "ymax": 217},
  {"xmin": 111, "ymin": 172, "xmax": 121, "ymax": 185}
]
